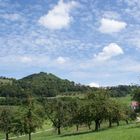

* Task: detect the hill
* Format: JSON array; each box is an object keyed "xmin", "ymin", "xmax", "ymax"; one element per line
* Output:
[
  {"xmin": 18, "ymin": 72, "xmax": 92, "ymax": 97},
  {"xmin": 0, "ymin": 72, "xmax": 138, "ymax": 99},
  {"xmin": 0, "ymin": 72, "xmax": 94, "ymax": 105},
  {"xmin": 107, "ymin": 85, "xmax": 137, "ymax": 97}
]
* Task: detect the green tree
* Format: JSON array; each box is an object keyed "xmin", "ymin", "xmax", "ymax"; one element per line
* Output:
[
  {"xmin": 105, "ymin": 99, "xmax": 125, "ymax": 127},
  {"xmin": 13, "ymin": 104, "xmax": 44, "ymax": 140},
  {"xmin": 44, "ymin": 97, "xmax": 70, "ymax": 135},
  {"xmin": 68, "ymin": 98, "xmax": 83, "ymax": 131},
  {"xmin": 87, "ymin": 89, "xmax": 109, "ymax": 131},
  {"xmin": 78, "ymin": 101, "xmax": 93, "ymax": 130},
  {"xmin": 13, "ymin": 90, "xmax": 44, "ymax": 140},
  {"xmin": 0, "ymin": 107, "xmax": 14, "ymax": 140},
  {"xmin": 133, "ymin": 87, "xmax": 140, "ymax": 102}
]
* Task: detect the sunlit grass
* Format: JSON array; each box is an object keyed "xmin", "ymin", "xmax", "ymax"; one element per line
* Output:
[{"xmin": 13, "ymin": 123, "xmax": 140, "ymax": 140}]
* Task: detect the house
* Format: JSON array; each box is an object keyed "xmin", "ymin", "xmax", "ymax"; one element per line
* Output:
[{"xmin": 131, "ymin": 101, "xmax": 140, "ymax": 110}]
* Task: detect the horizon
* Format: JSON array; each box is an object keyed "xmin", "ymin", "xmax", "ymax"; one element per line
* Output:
[
  {"xmin": 0, "ymin": 0, "xmax": 140, "ymax": 87},
  {"xmin": 0, "ymin": 71, "xmax": 139, "ymax": 88}
]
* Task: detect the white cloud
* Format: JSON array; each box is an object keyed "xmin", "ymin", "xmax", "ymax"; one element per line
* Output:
[
  {"xmin": 20, "ymin": 56, "xmax": 32, "ymax": 63},
  {"xmin": 88, "ymin": 82, "xmax": 100, "ymax": 88},
  {"xmin": 56, "ymin": 56, "xmax": 67, "ymax": 64},
  {"xmin": 38, "ymin": 0, "xmax": 78, "ymax": 30},
  {"xmin": 99, "ymin": 18, "xmax": 127, "ymax": 34},
  {"xmin": 94, "ymin": 43, "xmax": 124, "ymax": 61}
]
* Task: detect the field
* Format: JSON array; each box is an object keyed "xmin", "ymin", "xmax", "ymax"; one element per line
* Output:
[
  {"xmin": 12, "ymin": 95, "xmax": 135, "ymax": 140},
  {"xmin": 113, "ymin": 94, "xmax": 132, "ymax": 106},
  {"xmin": 0, "ymin": 79, "xmax": 12, "ymax": 85},
  {"xmin": 11, "ymin": 122, "xmax": 140, "ymax": 140},
  {"xmin": 0, "ymin": 94, "xmax": 135, "ymax": 140},
  {"xmin": 0, "ymin": 95, "xmax": 135, "ymax": 140}
]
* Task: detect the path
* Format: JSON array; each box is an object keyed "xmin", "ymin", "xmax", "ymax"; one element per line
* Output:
[
  {"xmin": 1, "ymin": 128, "xmax": 53, "ymax": 140},
  {"xmin": 136, "ymin": 117, "xmax": 140, "ymax": 122}
]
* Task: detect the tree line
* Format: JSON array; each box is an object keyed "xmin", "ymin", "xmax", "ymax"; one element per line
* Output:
[
  {"xmin": 0, "ymin": 88, "xmax": 137, "ymax": 140},
  {"xmin": 1, "ymin": 72, "xmax": 137, "ymax": 100}
]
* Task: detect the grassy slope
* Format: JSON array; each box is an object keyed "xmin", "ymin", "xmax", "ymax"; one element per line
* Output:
[
  {"xmin": 13, "ymin": 95, "xmax": 134, "ymax": 140},
  {"xmin": 14, "ymin": 123, "xmax": 140, "ymax": 140},
  {"xmin": 0, "ymin": 79, "xmax": 12, "ymax": 85},
  {"xmin": 0, "ymin": 95, "xmax": 133, "ymax": 140},
  {"xmin": 113, "ymin": 94, "xmax": 132, "ymax": 106}
]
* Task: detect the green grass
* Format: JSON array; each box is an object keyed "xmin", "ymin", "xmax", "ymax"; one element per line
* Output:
[
  {"xmin": 0, "ymin": 95, "xmax": 134, "ymax": 140},
  {"xmin": 12, "ymin": 123, "xmax": 140, "ymax": 140},
  {"xmin": 0, "ymin": 133, "xmax": 4, "ymax": 139},
  {"xmin": 0, "ymin": 79, "xmax": 12, "ymax": 85},
  {"xmin": 113, "ymin": 94, "xmax": 132, "ymax": 106}
]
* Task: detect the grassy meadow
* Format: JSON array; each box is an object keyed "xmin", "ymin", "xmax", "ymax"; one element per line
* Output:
[
  {"xmin": 12, "ymin": 123, "xmax": 140, "ymax": 140},
  {"xmin": 0, "ymin": 95, "xmax": 134, "ymax": 140},
  {"xmin": 12, "ymin": 95, "xmax": 135, "ymax": 140},
  {"xmin": 115, "ymin": 94, "xmax": 132, "ymax": 105}
]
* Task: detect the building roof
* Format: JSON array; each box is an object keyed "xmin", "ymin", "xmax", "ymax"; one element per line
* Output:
[{"xmin": 131, "ymin": 101, "xmax": 140, "ymax": 107}]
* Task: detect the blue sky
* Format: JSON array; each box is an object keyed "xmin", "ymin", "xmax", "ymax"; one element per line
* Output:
[{"xmin": 0, "ymin": 0, "xmax": 140, "ymax": 87}]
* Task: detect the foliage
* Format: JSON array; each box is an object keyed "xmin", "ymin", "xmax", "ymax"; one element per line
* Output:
[
  {"xmin": 0, "ymin": 72, "xmax": 137, "ymax": 139},
  {"xmin": 18, "ymin": 72, "xmax": 94, "ymax": 97},
  {"xmin": 132, "ymin": 87, "xmax": 140, "ymax": 102},
  {"xmin": 44, "ymin": 97, "xmax": 72, "ymax": 134},
  {"xmin": 108, "ymin": 85, "xmax": 138, "ymax": 97},
  {"xmin": 0, "ymin": 107, "xmax": 15, "ymax": 140}
]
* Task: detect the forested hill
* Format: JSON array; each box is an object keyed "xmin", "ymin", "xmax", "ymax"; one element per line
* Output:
[
  {"xmin": 18, "ymin": 72, "xmax": 92, "ymax": 97},
  {"xmin": 107, "ymin": 85, "xmax": 138, "ymax": 97},
  {"xmin": 0, "ymin": 72, "xmax": 139, "ymax": 98}
]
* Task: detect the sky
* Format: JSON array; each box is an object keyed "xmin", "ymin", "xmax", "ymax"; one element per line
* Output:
[{"xmin": 0, "ymin": 0, "xmax": 140, "ymax": 87}]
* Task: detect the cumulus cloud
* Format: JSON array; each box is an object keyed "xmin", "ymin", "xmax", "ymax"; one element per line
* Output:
[
  {"xmin": 94, "ymin": 43, "xmax": 124, "ymax": 61},
  {"xmin": 99, "ymin": 18, "xmax": 127, "ymax": 34},
  {"xmin": 88, "ymin": 82, "xmax": 100, "ymax": 88},
  {"xmin": 38, "ymin": 0, "xmax": 78, "ymax": 30},
  {"xmin": 56, "ymin": 56, "xmax": 67, "ymax": 64}
]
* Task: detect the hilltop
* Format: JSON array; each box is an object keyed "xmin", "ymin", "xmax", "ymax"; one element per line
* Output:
[
  {"xmin": 0, "ymin": 72, "xmax": 94, "ymax": 100},
  {"xmin": 18, "ymin": 72, "xmax": 92, "ymax": 97}
]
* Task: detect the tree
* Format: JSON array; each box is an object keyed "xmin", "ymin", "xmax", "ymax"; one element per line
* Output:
[
  {"xmin": 0, "ymin": 107, "xmax": 14, "ymax": 140},
  {"xmin": 133, "ymin": 87, "xmax": 140, "ymax": 102},
  {"xmin": 0, "ymin": 83, "xmax": 25, "ymax": 105},
  {"xmin": 13, "ymin": 90, "xmax": 44, "ymax": 140},
  {"xmin": 68, "ymin": 98, "xmax": 84, "ymax": 131},
  {"xmin": 87, "ymin": 89, "xmax": 109, "ymax": 131},
  {"xmin": 13, "ymin": 105, "xmax": 44, "ymax": 140},
  {"xmin": 23, "ymin": 108, "xmax": 42, "ymax": 140},
  {"xmin": 44, "ymin": 97, "xmax": 70, "ymax": 135},
  {"xmin": 105, "ymin": 99, "xmax": 122, "ymax": 127},
  {"xmin": 108, "ymin": 100, "xmax": 125, "ymax": 127},
  {"xmin": 79, "ymin": 101, "xmax": 93, "ymax": 130},
  {"xmin": 108, "ymin": 85, "xmax": 135, "ymax": 97}
]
